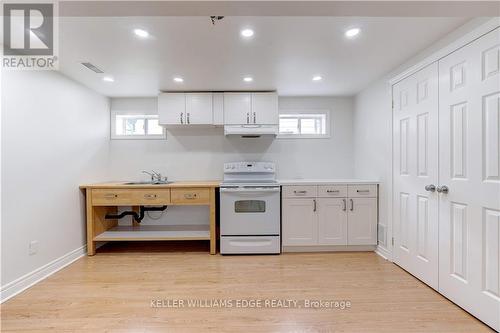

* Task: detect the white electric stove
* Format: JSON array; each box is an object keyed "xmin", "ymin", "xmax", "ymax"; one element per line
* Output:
[{"xmin": 220, "ymin": 162, "xmax": 281, "ymax": 254}]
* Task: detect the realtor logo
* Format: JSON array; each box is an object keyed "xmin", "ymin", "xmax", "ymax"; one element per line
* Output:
[{"xmin": 3, "ymin": 2, "xmax": 58, "ymax": 69}]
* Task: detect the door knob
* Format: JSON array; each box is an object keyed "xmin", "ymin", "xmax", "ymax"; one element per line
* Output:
[
  {"xmin": 436, "ymin": 185, "xmax": 449, "ymax": 194},
  {"xmin": 425, "ymin": 184, "xmax": 436, "ymax": 192}
]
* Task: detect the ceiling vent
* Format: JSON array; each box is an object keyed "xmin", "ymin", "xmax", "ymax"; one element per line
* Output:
[{"xmin": 81, "ymin": 62, "xmax": 104, "ymax": 73}]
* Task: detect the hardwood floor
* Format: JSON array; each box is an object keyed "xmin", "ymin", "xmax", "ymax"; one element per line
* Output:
[{"xmin": 1, "ymin": 242, "xmax": 493, "ymax": 332}]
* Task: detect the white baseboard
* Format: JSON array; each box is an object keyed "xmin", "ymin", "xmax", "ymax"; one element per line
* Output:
[
  {"xmin": 375, "ymin": 245, "xmax": 392, "ymax": 262},
  {"xmin": 283, "ymin": 245, "xmax": 376, "ymax": 253},
  {"xmin": 0, "ymin": 245, "xmax": 87, "ymax": 303}
]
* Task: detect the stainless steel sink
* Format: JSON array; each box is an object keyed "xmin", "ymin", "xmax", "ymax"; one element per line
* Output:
[{"xmin": 123, "ymin": 181, "xmax": 173, "ymax": 185}]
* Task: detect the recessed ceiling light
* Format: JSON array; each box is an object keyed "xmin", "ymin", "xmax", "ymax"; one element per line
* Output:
[
  {"xmin": 102, "ymin": 76, "xmax": 114, "ymax": 82},
  {"xmin": 312, "ymin": 75, "xmax": 323, "ymax": 81},
  {"xmin": 173, "ymin": 77, "xmax": 184, "ymax": 83},
  {"xmin": 133, "ymin": 28, "xmax": 149, "ymax": 38},
  {"xmin": 241, "ymin": 29, "xmax": 254, "ymax": 38},
  {"xmin": 243, "ymin": 76, "xmax": 253, "ymax": 82},
  {"xmin": 345, "ymin": 28, "xmax": 361, "ymax": 38}
]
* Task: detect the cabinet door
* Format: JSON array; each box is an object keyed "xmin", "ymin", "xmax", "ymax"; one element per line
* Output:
[
  {"xmin": 282, "ymin": 198, "xmax": 317, "ymax": 246},
  {"xmin": 212, "ymin": 93, "xmax": 224, "ymax": 125},
  {"xmin": 318, "ymin": 198, "xmax": 348, "ymax": 245},
  {"xmin": 223, "ymin": 93, "xmax": 251, "ymax": 125},
  {"xmin": 158, "ymin": 93, "xmax": 185, "ymax": 125},
  {"xmin": 251, "ymin": 92, "xmax": 278, "ymax": 125},
  {"xmin": 185, "ymin": 93, "xmax": 213, "ymax": 125},
  {"xmin": 347, "ymin": 197, "xmax": 377, "ymax": 245}
]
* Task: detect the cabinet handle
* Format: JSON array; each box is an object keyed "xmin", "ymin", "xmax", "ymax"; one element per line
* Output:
[
  {"xmin": 253, "ymin": 112, "xmax": 256, "ymax": 124},
  {"xmin": 184, "ymin": 193, "xmax": 197, "ymax": 199},
  {"xmin": 327, "ymin": 190, "xmax": 340, "ymax": 193},
  {"xmin": 180, "ymin": 112, "xmax": 184, "ymax": 124},
  {"xmin": 247, "ymin": 112, "xmax": 250, "ymax": 124},
  {"xmin": 104, "ymin": 193, "xmax": 118, "ymax": 199},
  {"xmin": 293, "ymin": 190, "xmax": 307, "ymax": 195},
  {"xmin": 313, "ymin": 199, "xmax": 317, "ymax": 212},
  {"xmin": 187, "ymin": 112, "xmax": 190, "ymax": 124},
  {"xmin": 342, "ymin": 199, "xmax": 347, "ymax": 211},
  {"xmin": 350, "ymin": 199, "xmax": 354, "ymax": 211},
  {"xmin": 144, "ymin": 194, "xmax": 157, "ymax": 199},
  {"xmin": 356, "ymin": 190, "xmax": 370, "ymax": 193}
]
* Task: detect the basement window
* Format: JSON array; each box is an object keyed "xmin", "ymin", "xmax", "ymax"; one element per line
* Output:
[
  {"xmin": 111, "ymin": 111, "xmax": 165, "ymax": 140},
  {"xmin": 278, "ymin": 110, "xmax": 330, "ymax": 138}
]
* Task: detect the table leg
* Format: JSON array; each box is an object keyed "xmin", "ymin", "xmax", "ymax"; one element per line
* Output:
[
  {"xmin": 85, "ymin": 190, "xmax": 95, "ymax": 256},
  {"xmin": 209, "ymin": 187, "xmax": 216, "ymax": 254}
]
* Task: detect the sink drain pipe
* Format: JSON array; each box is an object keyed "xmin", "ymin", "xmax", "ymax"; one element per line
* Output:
[{"xmin": 105, "ymin": 206, "xmax": 168, "ymax": 223}]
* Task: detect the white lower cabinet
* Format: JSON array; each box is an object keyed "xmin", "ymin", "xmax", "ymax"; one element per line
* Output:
[
  {"xmin": 317, "ymin": 198, "xmax": 348, "ymax": 245},
  {"xmin": 282, "ymin": 184, "xmax": 378, "ymax": 248},
  {"xmin": 282, "ymin": 198, "xmax": 317, "ymax": 245},
  {"xmin": 346, "ymin": 198, "xmax": 377, "ymax": 245}
]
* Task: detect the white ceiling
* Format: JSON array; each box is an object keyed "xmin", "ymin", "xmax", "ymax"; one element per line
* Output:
[{"xmin": 59, "ymin": 16, "xmax": 469, "ymax": 97}]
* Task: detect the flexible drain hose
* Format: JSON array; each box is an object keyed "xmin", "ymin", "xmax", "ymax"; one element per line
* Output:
[{"xmin": 105, "ymin": 206, "xmax": 168, "ymax": 223}]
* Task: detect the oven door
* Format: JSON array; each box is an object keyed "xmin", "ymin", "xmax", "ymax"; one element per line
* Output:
[{"xmin": 220, "ymin": 186, "xmax": 280, "ymax": 236}]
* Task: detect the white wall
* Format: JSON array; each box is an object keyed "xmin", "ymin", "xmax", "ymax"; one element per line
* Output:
[
  {"xmin": 110, "ymin": 96, "xmax": 354, "ymax": 226},
  {"xmin": 352, "ymin": 18, "xmax": 493, "ymax": 254},
  {"xmin": 108, "ymin": 96, "xmax": 354, "ymax": 181},
  {"xmin": 1, "ymin": 71, "xmax": 110, "ymax": 291},
  {"xmin": 353, "ymin": 81, "xmax": 392, "ymax": 249}
]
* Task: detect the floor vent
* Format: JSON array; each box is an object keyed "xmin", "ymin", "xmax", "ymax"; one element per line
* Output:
[
  {"xmin": 378, "ymin": 224, "xmax": 386, "ymax": 246},
  {"xmin": 81, "ymin": 62, "xmax": 104, "ymax": 73}
]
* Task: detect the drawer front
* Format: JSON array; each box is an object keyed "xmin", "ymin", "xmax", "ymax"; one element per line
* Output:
[
  {"xmin": 130, "ymin": 189, "xmax": 171, "ymax": 205},
  {"xmin": 348, "ymin": 184, "xmax": 378, "ymax": 198},
  {"xmin": 318, "ymin": 185, "xmax": 347, "ymax": 198},
  {"xmin": 282, "ymin": 186, "xmax": 317, "ymax": 198},
  {"xmin": 92, "ymin": 189, "xmax": 171, "ymax": 205},
  {"xmin": 171, "ymin": 188, "xmax": 210, "ymax": 204},
  {"xmin": 92, "ymin": 189, "xmax": 134, "ymax": 205}
]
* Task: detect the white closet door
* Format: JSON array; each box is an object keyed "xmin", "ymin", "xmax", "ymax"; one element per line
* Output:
[
  {"xmin": 393, "ymin": 62, "xmax": 439, "ymax": 289},
  {"xmin": 438, "ymin": 28, "xmax": 500, "ymax": 331}
]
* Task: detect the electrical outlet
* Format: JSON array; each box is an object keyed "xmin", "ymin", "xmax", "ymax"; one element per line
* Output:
[{"xmin": 29, "ymin": 240, "xmax": 39, "ymax": 255}]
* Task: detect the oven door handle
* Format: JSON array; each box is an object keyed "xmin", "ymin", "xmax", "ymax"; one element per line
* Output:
[{"xmin": 220, "ymin": 187, "xmax": 281, "ymax": 193}]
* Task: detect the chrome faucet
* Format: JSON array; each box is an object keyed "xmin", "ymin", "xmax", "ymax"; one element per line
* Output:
[{"xmin": 142, "ymin": 170, "xmax": 168, "ymax": 183}]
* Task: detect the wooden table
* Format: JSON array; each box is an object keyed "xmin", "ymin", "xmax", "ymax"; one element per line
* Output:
[{"xmin": 80, "ymin": 181, "xmax": 220, "ymax": 255}]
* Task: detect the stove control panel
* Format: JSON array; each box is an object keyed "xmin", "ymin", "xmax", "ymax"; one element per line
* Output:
[{"xmin": 224, "ymin": 162, "xmax": 276, "ymax": 173}]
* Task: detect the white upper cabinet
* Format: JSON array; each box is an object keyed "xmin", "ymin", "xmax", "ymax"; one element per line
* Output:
[
  {"xmin": 159, "ymin": 92, "xmax": 278, "ymax": 126},
  {"xmin": 223, "ymin": 93, "xmax": 252, "ymax": 125},
  {"xmin": 158, "ymin": 93, "xmax": 185, "ymax": 125},
  {"xmin": 223, "ymin": 92, "xmax": 278, "ymax": 125},
  {"xmin": 185, "ymin": 93, "xmax": 213, "ymax": 124},
  {"xmin": 251, "ymin": 92, "xmax": 279, "ymax": 125},
  {"xmin": 158, "ymin": 93, "xmax": 213, "ymax": 125},
  {"xmin": 212, "ymin": 93, "xmax": 224, "ymax": 125}
]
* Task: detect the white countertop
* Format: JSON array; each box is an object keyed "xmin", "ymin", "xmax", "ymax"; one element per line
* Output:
[{"xmin": 278, "ymin": 179, "xmax": 380, "ymax": 185}]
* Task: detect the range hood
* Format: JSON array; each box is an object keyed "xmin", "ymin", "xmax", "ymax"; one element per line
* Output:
[{"xmin": 224, "ymin": 125, "xmax": 278, "ymax": 138}]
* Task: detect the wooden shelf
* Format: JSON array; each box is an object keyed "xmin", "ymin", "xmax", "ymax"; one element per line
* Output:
[{"xmin": 94, "ymin": 224, "xmax": 210, "ymax": 241}]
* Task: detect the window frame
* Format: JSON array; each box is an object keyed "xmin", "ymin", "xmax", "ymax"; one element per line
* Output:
[
  {"xmin": 277, "ymin": 109, "xmax": 331, "ymax": 139},
  {"xmin": 111, "ymin": 109, "xmax": 166, "ymax": 140}
]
